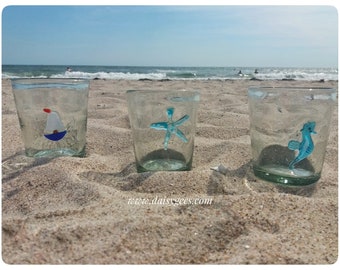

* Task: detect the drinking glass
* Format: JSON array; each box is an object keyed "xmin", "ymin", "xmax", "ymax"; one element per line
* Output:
[
  {"xmin": 248, "ymin": 87, "xmax": 337, "ymax": 186},
  {"xmin": 126, "ymin": 89, "xmax": 200, "ymax": 172},
  {"xmin": 11, "ymin": 78, "xmax": 89, "ymax": 158}
]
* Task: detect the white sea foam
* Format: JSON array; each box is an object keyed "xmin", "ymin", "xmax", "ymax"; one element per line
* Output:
[
  {"xmin": 51, "ymin": 71, "xmax": 167, "ymax": 80},
  {"xmin": 254, "ymin": 68, "xmax": 338, "ymax": 81},
  {"xmin": 2, "ymin": 65, "xmax": 338, "ymax": 81}
]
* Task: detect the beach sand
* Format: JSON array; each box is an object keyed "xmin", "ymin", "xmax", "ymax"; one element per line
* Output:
[{"xmin": 2, "ymin": 78, "xmax": 338, "ymax": 264}]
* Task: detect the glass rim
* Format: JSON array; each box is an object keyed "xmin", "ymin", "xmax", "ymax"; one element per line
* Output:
[
  {"xmin": 248, "ymin": 86, "xmax": 337, "ymax": 101},
  {"xmin": 11, "ymin": 78, "xmax": 89, "ymax": 90},
  {"xmin": 126, "ymin": 89, "xmax": 200, "ymax": 95},
  {"xmin": 11, "ymin": 78, "xmax": 89, "ymax": 83},
  {"xmin": 248, "ymin": 86, "xmax": 336, "ymax": 92}
]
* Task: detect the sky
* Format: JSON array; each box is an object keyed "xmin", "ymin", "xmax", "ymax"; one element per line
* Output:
[{"xmin": 1, "ymin": 4, "xmax": 338, "ymax": 67}]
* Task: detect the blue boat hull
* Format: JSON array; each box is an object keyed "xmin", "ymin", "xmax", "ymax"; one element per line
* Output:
[{"xmin": 44, "ymin": 130, "xmax": 67, "ymax": 141}]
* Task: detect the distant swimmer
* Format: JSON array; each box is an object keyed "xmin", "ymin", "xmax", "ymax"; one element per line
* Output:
[
  {"xmin": 238, "ymin": 70, "xmax": 243, "ymax": 76},
  {"xmin": 254, "ymin": 69, "xmax": 258, "ymax": 74},
  {"xmin": 66, "ymin": 67, "xmax": 72, "ymax": 72}
]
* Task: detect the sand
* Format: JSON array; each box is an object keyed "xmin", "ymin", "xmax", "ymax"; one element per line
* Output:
[{"xmin": 1, "ymin": 78, "xmax": 338, "ymax": 264}]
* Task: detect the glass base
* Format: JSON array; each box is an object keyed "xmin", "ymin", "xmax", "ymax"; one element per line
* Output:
[
  {"xmin": 25, "ymin": 148, "xmax": 86, "ymax": 158},
  {"xmin": 253, "ymin": 164, "xmax": 320, "ymax": 186},
  {"xmin": 137, "ymin": 159, "xmax": 190, "ymax": 172},
  {"xmin": 136, "ymin": 148, "xmax": 192, "ymax": 172}
]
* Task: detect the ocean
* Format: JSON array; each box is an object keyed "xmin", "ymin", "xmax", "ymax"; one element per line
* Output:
[{"xmin": 2, "ymin": 65, "xmax": 338, "ymax": 81}]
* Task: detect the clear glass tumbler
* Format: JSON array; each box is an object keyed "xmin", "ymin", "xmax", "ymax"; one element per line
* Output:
[
  {"xmin": 11, "ymin": 78, "xmax": 90, "ymax": 158},
  {"xmin": 248, "ymin": 87, "xmax": 337, "ymax": 186},
  {"xmin": 126, "ymin": 89, "xmax": 200, "ymax": 172}
]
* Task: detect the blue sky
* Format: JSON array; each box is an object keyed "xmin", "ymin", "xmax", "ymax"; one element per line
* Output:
[{"xmin": 1, "ymin": 5, "xmax": 338, "ymax": 67}]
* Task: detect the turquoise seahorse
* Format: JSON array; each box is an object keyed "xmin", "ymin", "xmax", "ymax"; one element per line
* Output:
[{"xmin": 288, "ymin": 121, "xmax": 316, "ymax": 170}]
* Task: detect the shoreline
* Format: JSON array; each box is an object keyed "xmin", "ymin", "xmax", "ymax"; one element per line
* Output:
[
  {"xmin": 2, "ymin": 65, "xmax": 338, "ymax": 82},
  {"xmin": 4, "ymin": 77, "xmax": 338, "ymax": 82}
]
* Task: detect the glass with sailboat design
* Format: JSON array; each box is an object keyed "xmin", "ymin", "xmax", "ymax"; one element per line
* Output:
[
  {"xmin": 11, "ymin": 79, "xmax": 89, "ymax": 157},
  {"xmin": 126, "ymin": 89, "xmax": 200, "ymax": 172},
  {"xmin": 248, "ymin": 86, "xmax": 337, "ymax": 186}
]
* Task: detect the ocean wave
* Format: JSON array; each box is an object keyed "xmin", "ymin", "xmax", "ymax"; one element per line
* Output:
[
  {"xmin": 167, "ymin": 72, "xmax": 197, "ymax": 78},
  {"xmin": 51, "ymin": 71, "xmax": 167, "ymax": 80},
  {"xmin": 254, "ymin": 70, "xmax": 337, "ymax": 81},
  {"xmin": 2, "ymin": 66, "xmax": 338, "ymax": 81}
]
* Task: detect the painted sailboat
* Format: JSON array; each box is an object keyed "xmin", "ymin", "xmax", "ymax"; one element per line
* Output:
[{"xmin": 43, "ymin": 108, "xmax": 67, "ymax": 141}]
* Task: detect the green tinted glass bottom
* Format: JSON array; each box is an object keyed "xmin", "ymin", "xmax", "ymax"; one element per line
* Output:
[
  {"xmin": 253, "ymin": 164, "xmax": 320, "ymax": 186},
  {"xmin": 137, "ymin": 159, "xmax": 190, "ymax": 172},
  {"xmin": 26, "ymin": 147, "xmax": 86, "ymax": 158}
]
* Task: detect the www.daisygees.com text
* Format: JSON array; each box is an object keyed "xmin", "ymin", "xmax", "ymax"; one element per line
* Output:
[{"xmin": 127, "ymin": 196, "xmax": 213, "ymax": 206}]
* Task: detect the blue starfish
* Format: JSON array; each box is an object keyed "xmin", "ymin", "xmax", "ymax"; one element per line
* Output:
[{"xmin": 150, "ymin": 107, "xmax": 189, "ymax": 150}]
